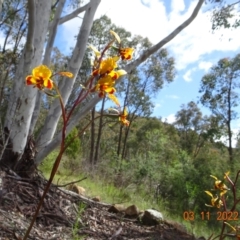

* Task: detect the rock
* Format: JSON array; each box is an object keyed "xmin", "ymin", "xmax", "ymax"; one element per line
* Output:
[
  {"xmin": 92, "ymin": 196, "xmax": 101, "ymax": 202},
  {"xmin": 125, "ymin": 205, "xmax": 139, "ymax": 217},
  {"xmin": 108, "ymin": 204, "xmax": 126, "ymax": 213},
  {"xmin": 67, "ymin": 184, "xmax": 86, "ymax": 196},
  {"xmin": 141, "ymin": 209, "xmax": 163, "ymax": 226}
]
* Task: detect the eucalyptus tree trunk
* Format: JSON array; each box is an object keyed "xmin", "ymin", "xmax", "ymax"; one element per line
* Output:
[
  {"xmin": 0, "ymin": 0, "xmax": 3, "ymax": 16},
  {"xmin": 2, "ymin": 0, "xmax": 52, "ymax": 171},
  {"xmin": 94, "ymin": 97, "xmax": 105, "ymax": 164},
  {"xmin": 35, "ymin": 0, "xmax": 205, "ymax": 164},
  {"xmin": 30, "ymin": 0, "xmax": 67, "ymax": 135},
  {"xmin": 117, "ymin": 80, "xmax": 130, "ymax": 157},
  {"xmin": 0, "ymin": 0, "xmax": 205, "ymax": 174},
  {"xmin": 35, "ymin": 0, "xmax": 101, "ymax": 163}
]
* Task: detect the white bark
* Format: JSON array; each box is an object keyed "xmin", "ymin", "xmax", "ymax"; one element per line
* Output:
[
  {"xmin": 35, "ymin": 0, "xmax": 101, "ymax": 162},
  {"xmin": 35, "ymin": 0, "xmax": 205, "ymax": 164},
  {"xmin": 5, "ymin": 0, "xmax": 52, "ymax": 157},
  {"xmin": 58, "ymin": 2, "xmax": 89, "ymax": 25},
  {"xmin": 44, "ymin": 0, "xmax": 66, "ymax": 65},
  {"xmin": 30, "ymin": 0, "xmax": 67, "ymax": 135}
]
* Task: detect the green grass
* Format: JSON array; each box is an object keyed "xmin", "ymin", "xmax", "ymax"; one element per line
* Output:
[
  {"xmin": 38, "ymin": 152, "xmax": 220, "ymax": 239},
  {"xmin": 72, "ymin": 202, "xmax": 86, "ymax": 240}
]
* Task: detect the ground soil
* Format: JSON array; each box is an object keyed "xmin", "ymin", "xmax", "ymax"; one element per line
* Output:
[{"xmin": 0, "ymin": 170, "xmax": 202, "ymax": 240}]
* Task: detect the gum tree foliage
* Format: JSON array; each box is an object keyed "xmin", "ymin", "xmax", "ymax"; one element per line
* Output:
[
  {"xmin": 175, "ymin": 101, "xmax": 203, "ymax": 157},
  {"xmin": 199, "ymin": 54, "xmax": 240, "ymax": 162},
  {"xmin": 0, "ymin": 0, "xmax": 28, "ymax": 115},
  {"xmin": 117, "ymin": 48, "xmax": 175, "ymax": 159},
  {"xmin": 0, "ymin": 0, "xmax": 205, "ymax": 175},
  {"xmin": 65, "ymin": 127, "xmax": 81, "ymax": 159},
  {"xmin": 174, "ymin": 101, "xmax": 222, "ymax": 158},
  {"xmin": 67, "ymin": 15, "xmax": 175, "ymax": 162},
  {"xmin": 209, "ymin": 0, "xmax": 240, "ymax": 31}
]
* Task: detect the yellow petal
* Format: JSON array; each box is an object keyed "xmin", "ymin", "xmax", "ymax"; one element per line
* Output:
[
  {"xmin": 123, "ymin": 107, "xmax": 128, "ymax": 116},
  {"xmin": 105, "ymin": 87, "xmax": 116, "ymax": 94},
  {"xmin": 210, "ymin": 175, "xmax": 218, "ymax": 180},
  {"xmin": 205, "ymin": 204, "xmax": 213, "ymax": 207},
  {"xmin": 108, "ymin": 93, "xmax": 120, "ymax": 106},
  {"xmin": 33, "ymin": 65, "xmax": 52, "ymax": 79},
  {"xmin": 99, "ymin": 57, "xmax": 118, "ymax": 75},
  {"xmin": 110, "ymin": 30, "xmax": 121, "ymax": 43},
  {"xmin": 220, "ymin": 190, "xmax": 227, "ymax": 197},
  {"xmin": 26, "ymin": 76, "xmax": 37, "ymax": 85},
  {"xmin": 113, "ymin": 56, "xmax": 120, "ymax": 62},
  {"xmin": 224, "ymin": 171, "xmax": 230, "ymax": 178},
  {"xmin": 117, "ymin": 69, "xmax": 127, "ymax": 76},
  {"xmin": 119, "ymin": 48, "xmax": 135, "ymax": 60},
  {"xmin": 98, "ymin": 75, "xmax": 114, "ymax": 85},
  {"xmin": 58, "ymin": 72, "xmax": 74, "ymax": 78},
  {"xmin": 205, "ymin": 191, "xmax": 213, "ymax": 197},
  {"xmin": 43, "ymin": 79, "xmax": 53, "ymax": 89},
  {"xmin": 224, "ymin": 222, "xmax": 237, "ymax": 232}
]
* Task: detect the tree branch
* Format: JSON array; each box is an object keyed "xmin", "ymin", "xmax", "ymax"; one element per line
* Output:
[
  {"xmin": 52, "ymin": 0, "xmax": 60, "ymax": 10},
  {"xmin": 58, "ymin": 2, "xmax": 90, "ymax": 25},
  {"xmin": 125, "ymin": 0, "xmax": 205, "ymax": 72},
  {"xmin": 35, "ymin": 0, "xmax": 205, "ymax": 163},
  {"xmin": 26, "ymin": 0, "xmax": 35, "ymax": 52},
  {"xmin": 44, "ymin": 0, "xmax": 66, "ymax": 65}
]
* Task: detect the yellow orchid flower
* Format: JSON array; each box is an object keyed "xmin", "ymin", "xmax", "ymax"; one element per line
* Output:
[
  {"xmin": 109, "ymin": 69, "xmax": 127, "ymax": 80},
  {"xmin": 210, "ymin": 172, "xmax": 230, "ymax": 194},
  {"xmin": 119, "ymin": 107, "xmax": 130, "ymax": 126},
  {"xmin": 93, "ymin": 57, "xmax": 119, "ymax": 76},
  {"xmin": 92, "ymin": 75, "xmax": 120, "ymax": 106},
  {"xmin": 94, "ymin": 76, "xmax": 115, "ymax": 95},
  {"xmin": 26, "ymin": 65, "xmax": 53, "ymax": 90},
  {"xmin": 205, "ymin": 191, "xmax": 223, "ymax": 208},
  {"xmin": 119, "ymin": 48, "xmax": 134, "ymax": 60}
]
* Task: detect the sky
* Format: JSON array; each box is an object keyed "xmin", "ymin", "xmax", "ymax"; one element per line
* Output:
[
  {"xmin": 1, "ymin": 0, "xmax": 238, "ymax": 144},
  {"xmin": 58, "ymin": 0, "xmax": 240, "ymax": 144}
]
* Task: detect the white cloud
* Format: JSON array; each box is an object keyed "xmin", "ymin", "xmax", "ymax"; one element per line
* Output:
[
  {"xmin": 198, "ymin": 61, "xmax": 213, "ymax": 72},
  {"xmin": 168, "ymin": 1, "xmax": 240, "ymax": 69},
  {"xmin": 164, "ymin": 114, "xmax": 176, "ymax": 124},
  {"xmin": 166, "ymin": 94, "xmax": 179, "ymax": 99},
  {"xmin": 183, "ymin": 70, "xmax": 191, "ymax": 82},
  {"xmin": 183, "ymin": 68, "xmax": 196, "ymax": 82},
  {"xmin": 154, "ymin": 103, "xmax": 161, "ymax": 108},
  {"xmin": 95, "ymin": 0, "xmax": 168, "ymax": 43},
  {"xmin": 61, "ymin": 0, "xmax": 240, "ymax": 70},
  {"xmin": 140, "ymin": 0, "xmax": 151, "ymax": 7},
  {"xmin": 171, "ymin": 0, "xmax": 185, "ymax": 13}
]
